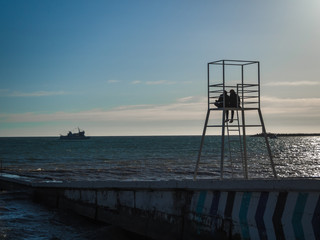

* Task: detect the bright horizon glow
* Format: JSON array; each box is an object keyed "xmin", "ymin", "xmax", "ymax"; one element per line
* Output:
[{"xmin": 1, "ymin": 0, "xmax": 320, "ymax": 137}]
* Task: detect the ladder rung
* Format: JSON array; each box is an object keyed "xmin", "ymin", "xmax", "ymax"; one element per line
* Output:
[
  {"xmin": 207, "ymin": 124, "xmax": 262, "ymax": 128},
  {"xmin": 208, "ymin": 107, "xmax": 260, "ymax": 111},
  {"xmin": 243, "ymin": 96, "xmax": 259, "ymax": 99}
]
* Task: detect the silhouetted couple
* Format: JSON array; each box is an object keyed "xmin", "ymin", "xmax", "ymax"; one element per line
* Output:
[{"xmin": 214, "ymin": 89, "xmax": 240, "ymax": 123}]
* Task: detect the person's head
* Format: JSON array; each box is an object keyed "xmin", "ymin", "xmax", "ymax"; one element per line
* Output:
[{"xmin": 230, "ymin": 89, "xmax": 235, "ymax": 95}]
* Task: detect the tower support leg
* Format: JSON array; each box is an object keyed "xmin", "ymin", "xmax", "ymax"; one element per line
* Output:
[
  {"xmin": 220, "ymin": 109, "xmax": 226, "ymax": 180},
  {"xmin": 258, "ymin": 109, "xmax": 278, "ymax": 179},
  {"xmin": 241, "ymin": 109, "xmax": 248, "ymax": 179},
  {"xmin": 194, "ymin": 110, "xmax": 210, "ymax": 180}
]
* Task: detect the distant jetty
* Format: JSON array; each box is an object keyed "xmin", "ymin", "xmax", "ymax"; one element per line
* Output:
[{"xmin": 252, "ymin": 133, "xmax": 320, "ymax": 137}]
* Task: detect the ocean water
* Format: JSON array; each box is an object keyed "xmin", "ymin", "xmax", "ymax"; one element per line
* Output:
[
  {"xmin": 0, "ymin": 190, "xmax": 136, "ymax": 240},
  {"xmin": 1, "ymin": 136, "xmax": 320, "ymax": 180},
  {"xmin": 1, "ymin": 136, "xmax": 320, "ymax": 239}
]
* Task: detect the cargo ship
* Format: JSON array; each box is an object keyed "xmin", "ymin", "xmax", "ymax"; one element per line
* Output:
[{"xmin": 60, "ymin": 128, "xmax": 90, "ymax": 140}]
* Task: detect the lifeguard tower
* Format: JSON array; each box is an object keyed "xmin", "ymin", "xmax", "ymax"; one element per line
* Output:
[{"xmin": 194, "ymin": 60, "xmax": 277, "ymax": 180}]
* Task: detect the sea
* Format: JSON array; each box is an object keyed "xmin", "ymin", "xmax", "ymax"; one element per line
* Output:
[{"xmin": 1, "ymin": 136, "xmax": 320, "ymax": 239}]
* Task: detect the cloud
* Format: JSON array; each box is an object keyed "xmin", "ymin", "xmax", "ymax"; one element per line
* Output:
[
  {"xmin": 145, "ymin": 80, "xmax": 176, "ymax": 85},
  {"xmin": 1, "ymin": 95, "xmax": 320, "ymax": 136},
  {"xmin": 131, "ymin": 80, "xmax": 142, "ymax": 84},
  {"xmin": 107, "ymin": 80, "xmax": 121, "ymax": 84},
  {"xmin": 135, "ymin": 80, "xmax": 191, "ymax": 85},
  {"xmin": 177, "ymin": 96, "xmax": 195, "ymax": 103},
  {"xmin": 262, "ymin": 96, "xmax": 320, "ymax": 107},
  {"xmin": 0, "ymin": 96, "xmax": 207, "ymax": 124},
  {"xmin": 261, "ymin": 96, "xmax": 320, "ymax": 116},
  {"xmin": 1, "ymin": 90, "xmax": 67, "ymax": 97},
  {"xmin": 110, "ymin": 80, "xmax": 191, "ymax": 85},
  {"xmin": 264, "ymin": 81, "xmax": 320, "ymax": 86},
  {"xmin": 3, "ymin": 95, "xmax": 318, "ymax": 124}
]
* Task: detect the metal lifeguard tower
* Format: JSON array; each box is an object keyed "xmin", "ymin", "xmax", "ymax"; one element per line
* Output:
[{"xmin": 194, "ymin": 60, "xmax": 277, "ymax": 180}]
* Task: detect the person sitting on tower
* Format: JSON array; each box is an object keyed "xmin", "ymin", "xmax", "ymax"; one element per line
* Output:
[
  {"xmin": 214, "ymin": 90, "xmax": 230, "ymax": 108},
  {"xmin": 214, "ymin": 90, "xmax": 230, "ymax": 121},
  {"xmin": 229, "ymin": 89, "xmax": 241, "ymax": 123}
]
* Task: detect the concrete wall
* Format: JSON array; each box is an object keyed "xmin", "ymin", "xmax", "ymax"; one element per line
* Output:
[
  {"xmin": 1, "ymin": 175, "xmax": 320, "ymax": 240},
  {"xmin": 190, "ymin": 190, "xmax": 320, "ymax": 240}
]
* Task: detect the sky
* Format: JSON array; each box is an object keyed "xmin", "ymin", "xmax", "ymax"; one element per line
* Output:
[{"xmin": 1, "ymin": 0, "xmax": 320, "ymax": 136}]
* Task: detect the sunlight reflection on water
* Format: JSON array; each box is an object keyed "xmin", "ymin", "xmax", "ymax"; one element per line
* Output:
[{"xmin": 272, "ymin": 137, "xmax": 320, "ymax": 177}]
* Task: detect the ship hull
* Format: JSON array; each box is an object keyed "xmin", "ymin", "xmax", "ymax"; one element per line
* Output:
[{"xmin": 59, "ymin": 136, "xmax": 90, "ymax": 140}]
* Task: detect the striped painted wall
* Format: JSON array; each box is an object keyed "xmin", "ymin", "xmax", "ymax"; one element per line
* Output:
[{"xmin": 190, "ymin": 190, "xmax": 320, "ymax": 240}]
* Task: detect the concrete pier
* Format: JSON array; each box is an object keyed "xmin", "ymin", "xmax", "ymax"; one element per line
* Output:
[{"xmin": 1, "ymin": 174, "xmax": 320, "ymax": 240}]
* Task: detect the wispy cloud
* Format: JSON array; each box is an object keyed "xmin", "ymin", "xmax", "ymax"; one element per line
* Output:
[
  {"xmin": 261, "ymin": 96, "xmax": 320, "ymax": 116},
  {"xmin": 264, "ymin": 81, "xmax": 320, "ymax": 86},
  {"xmin": 145, "ymin": 80, "xmax": 176, "ymax": 85},
  {"xmin": 112, "ymin": 80, "xmax": 192, "ymax": 85},
  {"xmin": 131, "ymin": 80, "xmax": 142, "ymax": 84},
  {"xmin": 0, "ymin": 96, "xmax": 207, "ymax": 123},
  {"xmin": 1, "ymin": 95, "xmax": 320, "ymax": 135},
  {"xmin": 1, "ymin": 90, "xmax": 67, "ymax": 97},
  {"xmin": 262, "ymin": 96, "xmax": 320, "ymax": 106},
  {"xmin": 4, "ymin": 95, "xmax": 319, "ymax": 124},
  {"xmin": 177, "ymin": 96, "xmax": 195, "ymax": 102},
  {"xmin": 107, "ymin": 79, "xmax": 121, "ymax": 84}
]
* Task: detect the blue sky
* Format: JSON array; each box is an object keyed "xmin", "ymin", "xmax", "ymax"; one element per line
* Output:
[{"xmin": 1, "ymin": 0, "xmax": 320, "ymax": 136}]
